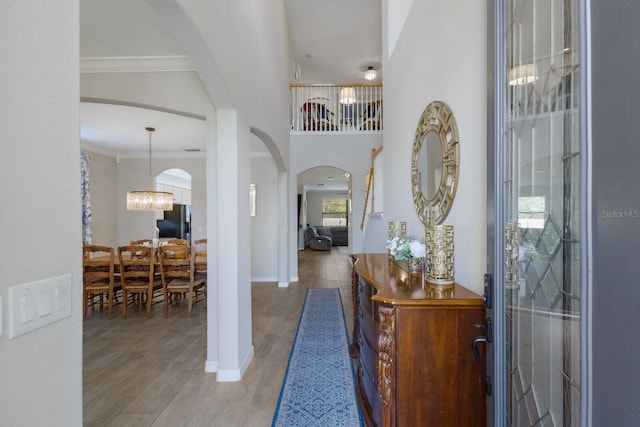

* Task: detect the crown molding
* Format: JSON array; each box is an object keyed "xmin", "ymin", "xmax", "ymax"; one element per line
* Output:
[
  {"xmin": 81, "ymin": 141, "xmax": 206, "ymax": 160},
  {"xmin": 80, "ymin": 55, "xmax": 195, "ymax": 73}
]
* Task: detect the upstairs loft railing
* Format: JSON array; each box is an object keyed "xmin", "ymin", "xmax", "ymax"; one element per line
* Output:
[{"xmin": 291, "ymin": 84, "xmax": 383, "ymax": 133}]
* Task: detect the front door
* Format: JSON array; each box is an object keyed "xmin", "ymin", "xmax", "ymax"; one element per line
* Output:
[{"xmin": 490, "ymin": 0, "xmax": 585, "ymax": 425}]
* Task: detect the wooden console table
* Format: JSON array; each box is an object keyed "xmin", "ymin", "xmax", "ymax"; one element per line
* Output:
[{"xmin": 350, "ymin": 253, "xmax": 486, "ymax": 427}]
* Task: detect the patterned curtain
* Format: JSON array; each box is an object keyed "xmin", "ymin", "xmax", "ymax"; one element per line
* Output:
[{"xmin": 81, "ymin": 153, "xmax": 92, "ymax": 244}]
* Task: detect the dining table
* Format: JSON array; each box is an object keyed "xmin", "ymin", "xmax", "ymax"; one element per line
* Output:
[{"xmin": 89, "ymin": 250, "xmax": 207, "ymax": 273}]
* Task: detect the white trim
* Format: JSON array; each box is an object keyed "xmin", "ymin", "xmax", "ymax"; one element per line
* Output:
[
  {"xmin": 252, "ymin": 276, "xmax": 279, "ymax": 282},
  {"xmin": 278, "ymin": 281, "xmax": 290, "ymax": 288},
  {"xmin": 216, "ymin": 346, "xmax": 255, "ymax": 382},
  {"xmin": 204, "ymin": 360, "xmax": 219, "ymax": 373},
  {"xmin": 80, "ymin": 55, "xmax": 195, "ymax": 73},
  {"xmin": 290, "ymin": 276, "xmax": 299, "ymax": 282},
  {"xmin": 216, "ymin": 369, "xmax": 241, "ymax": 382},
  {"xmin": 81, "ymin": 141, "xmax": 206, "ymax": 160}
]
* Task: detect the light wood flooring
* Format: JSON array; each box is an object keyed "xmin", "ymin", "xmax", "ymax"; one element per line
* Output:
[{"xmin": 83, "ymin": 247, "xmax": 354, "ymax": 427}]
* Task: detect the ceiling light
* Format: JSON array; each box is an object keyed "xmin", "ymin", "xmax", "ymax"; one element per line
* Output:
[
  {"xmin": 364, "ymin": 66, "xmax": 377, "ymax": 81},
  {"xmin": 126, "ymin": 127, "xmax": 174, "ymax": 211},
  {"xmin": 339, "ymin": 87, "xmax": 356, "ymax": 105},
  {"xmin": 508, "ymin": 64, "xmax": 538, "ymax": 86}
]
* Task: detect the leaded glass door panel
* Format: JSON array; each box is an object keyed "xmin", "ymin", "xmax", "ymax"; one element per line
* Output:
[{"xmin": 499, "ymin": 0, "xmax": 582, "ymax": 425}]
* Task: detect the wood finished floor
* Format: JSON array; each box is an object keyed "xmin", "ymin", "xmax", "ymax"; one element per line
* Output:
[{"xmin": 83, "ymin": 247, "xmax": 354, "ymax": 427}]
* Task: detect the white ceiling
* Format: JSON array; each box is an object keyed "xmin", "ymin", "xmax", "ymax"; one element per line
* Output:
[
  {"xmin": 285, "ymin": 0, "xmax": 382, "ymax": 83},
  {"xmin": 299, "ymin": 166, "xmax": 351, "ymax": 193},
  {"xmin": 79, "ymin": 0, "xmax": 381, "ymax": 187},
  {"xmin": 80, "ymin": 102, "xmax": 206, "ymax": 158}
]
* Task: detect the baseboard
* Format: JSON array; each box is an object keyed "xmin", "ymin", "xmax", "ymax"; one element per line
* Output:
[
  {"xmin": 215, "ymin": 345, "xmax": 255, "ymax": 382},
  {"xmin": 251, "ymin": 276, "xmax": 278, "ymax": 282},
  {"xmin": 290, "ymin": 276, "xmax": 299, "ymax": 282},
  {"xmin": 278, "ymin": 281, "xmax": 290, "ymax": 288},
  {"xmin": 204, "ymin": 360, "xmax": 219, "ymax": 373}
]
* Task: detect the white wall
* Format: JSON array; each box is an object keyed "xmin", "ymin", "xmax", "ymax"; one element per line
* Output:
[
  {"xmin": 251, "ymin": 156, "xmax": 279, "ymax": 282},
  {"xmin": 0, "ymin": 1, "xmax": 82, "ymax": 425},
  {"xmin": 382, "ymin": 0, "xmax": 487, "ymax": 294},
  {"xmin": 167, "ymin": 0, "xmax": 293, "ymax": 166},
  {"xmin": 290, "ymin": 133, "xmax": 382, "ymax": 278}
]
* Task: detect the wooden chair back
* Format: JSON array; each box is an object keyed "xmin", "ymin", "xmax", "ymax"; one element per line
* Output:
[
  {"xmin": 118, "ymin": 245, "xmax": 156, "ymax": 318},
  {"xmin": 130, "ymin": 239, "xmax": 153, "ymax": 246},
  {"xmin": 166, "ymin": 238, "xmax": 190, "ymax": 246},
  {"xmin": 159, "ymin": 245, "xmax": 194, "ymax": 284},
  {"xmin": 82, "ymin": 244, "xmax": 115, "ymax": 319},
  {"xmin": 159, "ymin": 245, "xmax": 205, "ymax": 316},
  {"xmin": 118, "ymin": 246, "xmax": 154, "ymax": 283},
  {"xmin": 83, "ymin": 244, "xmax": 115, "ymax": 283},
  {"xmin": 194, "ymin": 238, "xmax": 207, "ymax": 256}
]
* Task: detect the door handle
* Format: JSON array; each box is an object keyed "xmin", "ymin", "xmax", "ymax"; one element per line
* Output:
[{"xmin": 472, "ymin": 320, "xmax": 492, "ymax": 396}]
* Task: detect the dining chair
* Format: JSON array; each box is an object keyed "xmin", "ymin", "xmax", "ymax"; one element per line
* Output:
[
  {"xmin": 194, "ymin": 238, "xmax": 207, "ymax": 254},
  {"xmin": 166, "ymin": 238, "xmax": 190, "ymax": 246},
  {"xmin": 82, "ymin": 244, "xmax": 116, "ymax": 320},
  {"xmin": 130, "ymin": 239, "xmax": 153, "ymax": 246},
  {"xmin": 118, "ymin": 245, "xmax": 158, "ymax": 319},
  {"xmin": 193, "ymin": 238, "xmax": 208, "ymax": 293},
  {"xmin": 159, "ymin": 244, "xmax": 206, "ymax": 317}
]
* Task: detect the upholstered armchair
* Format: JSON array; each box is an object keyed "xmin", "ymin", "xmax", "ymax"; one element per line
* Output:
[
  {"xmin": 302, "ymin": 102, "xmax": 338, "ymax": 131},
  {"xmin": 305, "ymin": 226, "xmax": 333, "ymax": 250},
  {"xmin": 360, "ymin": 100, "xmax": 382, "ymax": 130}
]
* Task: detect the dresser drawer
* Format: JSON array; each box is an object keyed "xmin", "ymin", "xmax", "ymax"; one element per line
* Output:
[
  {"xmin": 358, "ymin": 336, "xmax": 382, "ymax": 427},
  {"xmin": 360, "ymin": 302, "xmax": 374, "ymax": 342},
  {"xmin": 359, "ymin": 278, "xmax": 374, "ymax": 306},
  {"xmin": 359, "ymin": 330, "xmax": 377, "ymax": 382}
]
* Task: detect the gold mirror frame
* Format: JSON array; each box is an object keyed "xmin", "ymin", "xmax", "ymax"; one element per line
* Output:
[{"xmin": 411, "ymin": 100, "xmax": 460, "ymax": 225}]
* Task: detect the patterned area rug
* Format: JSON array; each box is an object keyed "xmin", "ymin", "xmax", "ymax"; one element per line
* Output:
[{"xmin": 272, "ymin": 288, "xmax": 362, "ymax": 426}]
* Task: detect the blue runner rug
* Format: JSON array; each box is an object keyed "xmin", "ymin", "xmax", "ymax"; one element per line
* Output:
[{"xmin": 272, "ymin": 288, "xmax": 363, "ymax": 426}]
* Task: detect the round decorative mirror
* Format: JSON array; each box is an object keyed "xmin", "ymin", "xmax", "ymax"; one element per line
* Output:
[{"xmin": 411, "ymin": 101, "xmax": 460, "ymax": 225}]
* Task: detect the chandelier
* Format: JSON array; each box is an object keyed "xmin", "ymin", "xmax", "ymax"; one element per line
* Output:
[{"xmin": 126, "ymin": 127, "xmax": 173, "ymax": 211}]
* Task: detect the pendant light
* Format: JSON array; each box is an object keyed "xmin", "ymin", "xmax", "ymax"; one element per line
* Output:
[
  {"xmin": 126, "ymin": 127, "xmax": 174, "ymax": 211},
  {"xmin": 339, "ymin": 87, "xmax": 356, "ymax": 105}
]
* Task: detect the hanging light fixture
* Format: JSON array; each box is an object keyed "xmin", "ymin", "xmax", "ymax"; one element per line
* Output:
[
  {"xmin": 364, "ymin": 66, "xmax": 377, "ymax": 81},
  {"xmin": 126, "ymin": 127, "xmax": 174, "ymax": 211},
  {"xmin": 508, "ymin": 63, "xmax": 538, "ymax": 86},
  {"xmin": 339, "ymin": 87, "xmax": 356, "ymax": 105}
]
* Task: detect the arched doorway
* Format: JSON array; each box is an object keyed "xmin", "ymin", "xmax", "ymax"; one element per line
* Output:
[{"xmin": 297, "ymin": 166, "xmax": 352, "ymax": 252}]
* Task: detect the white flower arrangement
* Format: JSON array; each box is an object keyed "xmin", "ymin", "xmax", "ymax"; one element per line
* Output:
[{"xmin": 386, "ymin": 235, "xmax": 426, "ymax": 260}]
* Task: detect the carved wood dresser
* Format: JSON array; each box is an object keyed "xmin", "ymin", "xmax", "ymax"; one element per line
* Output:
[{"xmin": 350, "ymin": 253, "xmax": 486, "ymax": 427}]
